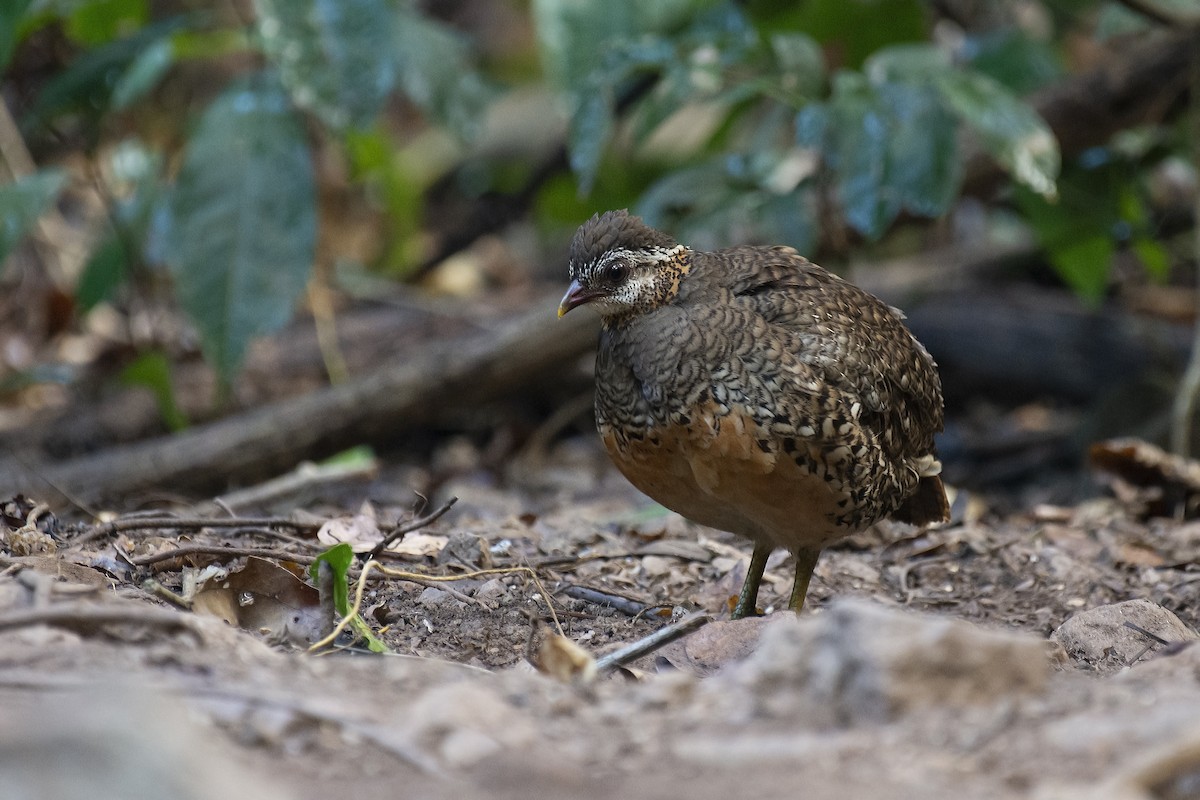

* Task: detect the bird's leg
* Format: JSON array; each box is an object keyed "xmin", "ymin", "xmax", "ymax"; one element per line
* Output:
[
  {"xmin": 788, "ymin": 546, "xmax": 823, "ymax": 613},
  {"xmin": 732, "ymin": 541, "xmax": 772, "ymax": 619}
]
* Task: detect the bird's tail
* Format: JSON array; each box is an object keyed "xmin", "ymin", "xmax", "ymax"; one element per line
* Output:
[{"xmin": 892, "ymin": 474, "xmax": 950, "ymax": 526}]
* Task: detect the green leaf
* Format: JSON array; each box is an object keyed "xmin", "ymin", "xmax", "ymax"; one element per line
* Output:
[
  {"xmin": 964, "ymin": 29, "xmax": 1063, "ymax": 94},
  {"xmin": 309, "ymin": 543, "xmax": 353, "ymax": 613},
  {"xmin": 253, "ymin": 0, "xmax": 395, "ymax": 132},
  {"xmin": 1045, "ymin": 234, "xmax": 1112, "ymax": 305},
  {"xmin": 829, "ymin": 83, "xmax": 897, "ymax": 239},
  {"xmin": 1133, "ymin": 238, "xmax": 1170, "ymax": 280},
  {"xmin": 65, "ymin": 0, "xmax": 149, "ymax": 46},
  {"xmin": 881, "ymin": 82, "xmax": 960, "ymax": 218},
  {"xmin": 391, "ymin": 6, "xmax": 494, "ymax": 140},
  {"xmin": 568, "ymin": 88, "xmax": 616, "ymax": 196},
  {"xmin": 309, "ymin": 542, "xmax": 388, "ymax": 653},
  {"xmin": 76, "ymin": 235, "xmax": 129, "ymax": 311},
  {"xmin": 769, "ymin": 32, "xmax": 825, "ymax": 99},
  {"xmin": 934, "ymin": 68, "xmax": 1059, "ymax": 199},
  {"xmin": 110, "ymin": 36, "xmax": 174, "ymax": 110},
  {"xmin": 638, "ymin": 158, "xmax": 816, "ymax": 254},
  {"xmin": 792, "ymin": 0, "xmax": 926, "ymax": 68},
  {"xmin": 0, "ymin": 169, "xmax": 67, "ymax": 266},
  {"xmin": 165, "ymin": 76, "xmax": 316, "ymax": 382},
  {"xmin": 0, "ymin": 0, "xmax": 36, "ymax": 72},
  {"xmin": 119, "ymin": 351, "xmax": 188, "ymax": 431},
  {"xmin": 534, "ymin": 0, "xmax": 725, "ymax": 193},
  {"xmin": 26, "ymin": 18, "xmax": 188, "ymax": 127}
]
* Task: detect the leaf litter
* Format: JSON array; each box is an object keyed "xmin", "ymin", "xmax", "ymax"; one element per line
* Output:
[{"xmin": 1, "ymin": 435, "xmax": 1199, "ymax": 799}]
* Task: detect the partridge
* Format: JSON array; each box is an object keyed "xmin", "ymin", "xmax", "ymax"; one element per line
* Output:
[{"xmin": 559, "ymin": 210, "xmax": 949, "ymax": 619}]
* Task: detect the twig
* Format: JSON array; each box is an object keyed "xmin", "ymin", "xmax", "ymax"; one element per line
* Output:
[
  {"xmin": 397, "ymin": 575, "xmax": 481, "ymax": 607},
  {"xmin": 1124, "ymin": 620, "xmax": 1171, "ymax": 646},
  {"xmin": 72, "ymin": 515, "xmax": 323, "ymax": 547},
  {"xmin": 561, "ymin": 585, "xmax": 652, "ymax": 617},
  {"xmin": 365, "ymin": 496, "xmax": 458, "ymax": 562},
  {"xmin": 0, "ymin": 603, "xmax": 200, "ymax": 635},
  {"xmin": 594, "ymin": 612, "xmax": 713, "ymax": 672},
  {"xmin": 206, "ymin": 456, "xmax": 378, "ymax": 514},
  {"xmin": 127, "ymin": 544, "xmax": 318, "ymax": 567}
]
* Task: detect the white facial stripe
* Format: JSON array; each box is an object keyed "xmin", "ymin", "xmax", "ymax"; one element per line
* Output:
[{"xmin": 603, "ymin": 245, "xmax": 686, "ymax": 268}]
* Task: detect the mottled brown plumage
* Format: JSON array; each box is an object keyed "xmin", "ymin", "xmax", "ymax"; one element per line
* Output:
[{"xmin": 559, "ymin": 210, "xmax": 949, "ymax": 618}]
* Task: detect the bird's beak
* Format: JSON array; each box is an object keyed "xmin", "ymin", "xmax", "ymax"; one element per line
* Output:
[{"xmin": 558, "ymin": 279, "xmax": 600, "ymax": 317}]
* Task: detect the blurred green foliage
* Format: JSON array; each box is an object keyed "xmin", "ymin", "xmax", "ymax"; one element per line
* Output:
[{"xmin": 0, "ymin": 0, "xmax": 1188, "ymax": 388}]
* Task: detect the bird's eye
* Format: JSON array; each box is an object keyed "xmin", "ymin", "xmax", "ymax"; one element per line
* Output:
[{"xmin": 603, "ymin": 261, "xmax": 629, "ymax": 284}]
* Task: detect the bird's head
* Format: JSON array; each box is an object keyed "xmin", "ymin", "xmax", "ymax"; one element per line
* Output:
[{"xmin": 558, "ymin": 210, "xmax": 691, "ymax": 320}]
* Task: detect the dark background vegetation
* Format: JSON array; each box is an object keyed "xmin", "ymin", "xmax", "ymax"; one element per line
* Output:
[{"xmin": 0, "ymin": 0, "xmax": 1198, "ymax": 509}]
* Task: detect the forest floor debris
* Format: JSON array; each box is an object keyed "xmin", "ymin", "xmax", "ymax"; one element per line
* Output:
[{"xmin": 2, "ymin": 437, "xmax": 1199, "ymax": 799}]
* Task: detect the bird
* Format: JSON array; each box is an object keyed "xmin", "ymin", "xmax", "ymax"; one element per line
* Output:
[{"xmin": 558, "ymin": 210, "xmax": 949, "ymax": 619}]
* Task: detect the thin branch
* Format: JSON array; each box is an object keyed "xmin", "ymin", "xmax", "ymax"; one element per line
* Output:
[
  {"xmin": 365, "ymin": 496, "xmax": 458, "ymax": 562},
  {"xmin": 0, "ymin": 603, "xmax": 200, "ymax": 635},
  {"xmin": 127, "ymin": 544, "xmax": 318, "ymax": 567},
  {"xmin": 594, "ymin": 612, "xmax": 713, "ymax": 672},
  {"xmin": 73, "ymin": 515, "xmax": 323, "ymax": 547}
]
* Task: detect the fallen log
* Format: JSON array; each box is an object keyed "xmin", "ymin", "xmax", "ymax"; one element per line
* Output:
[{"xmin": 0, "ymin": 302, "xmax": 598, "ymax": 507}]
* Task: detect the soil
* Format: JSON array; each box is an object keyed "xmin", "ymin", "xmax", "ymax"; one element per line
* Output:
[{"xmin": 2, "ymin": 435, "xmax": 1200, "ymax": 800}]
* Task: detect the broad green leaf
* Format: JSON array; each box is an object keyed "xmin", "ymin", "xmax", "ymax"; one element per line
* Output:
[
  {"xmin": 769, "ymin": 32, "xmax": 825, "ymax": 99},
  {"xmin": 254, "ymin": 0, "xmax": 395, "ymax": 132},
  {"xmin": 569, "ymin": 88, "xmax": 616, "ymax": 196},
  {"xmin": 110, "ymin": 36, "xmax": 173, "ymax": 110},
  {"xmin": 309, "ymin": 543, "xmax": 354, "ymax": 611},
  {"xmin": 66, "ymin": 0, "xmax": 149, "ymax": 46},
  {"xmin": 533, "ymin": 0, "xmax": 701, "ymax": 89},
  {"xmin": 534, "ymin": 0, "xmax": 724, "ymax": 193},
  {"xmin": 820, "ymin": 72, "xmax": 901, "ymax": 238},
  {"xmin": 934, "ymin": 68, "xmax": 1059, "ymax": 199},
  {"xmin": 795, "ymin": 102, "xmax": 830, "ymax": 149},
  {"xmin": 76, "ymin": 235, "xmax": 129, "ymax": 311},
  {"xmin": 863, "ymin": 42, "xmax": 948, "ymax": 83},
  {"xmin": 638, "ymin": 159, "xmax": 816, "ymax": 254},
  {"xmin": 831, "ymin": 91, "xmax": 897, "ymax": 239},
  {"xmin": 0, "ymin": 0, "xmax": 36, "ymax": 72},
  {"xmin": 391, "ymin": 7, "xmax": 494, "ymax": 140},
  {"xmin": 26, "ymin": 18, "xmax": 187, "ymax": 126},
  {"xmin": 0, "ymin": 169, "xmax": 67, "ymax": 266},
  {"xmin": 166, "ymin": 77, "xmax": 316, "ymax": 382},
  {"xmin": 881, "ymin": 82, "xmax": 960, "ymax": 218},
  {"xmin": 965, "ymin": 29, "xmax": 1063, "ymax": 94},
  {"xmin": 120, "ymin": 351, "xmax": 187, "ymax": 431}
]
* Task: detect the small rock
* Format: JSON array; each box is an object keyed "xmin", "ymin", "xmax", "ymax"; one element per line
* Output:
[
  {"xmin": 1051, "ymin": 598, "xmax": 1199, "ymax": 670},
  {"xmin": 417, "ymin": 587, "xmax": 450, "ymax": 608},
  {"xmin": 475, "ymin": 578, "xmax": 509, "ymax": 603},
  {"xmin": 719, "ymin": 598, "xmax": 1049, "ymax": 724},
  {"xmin": 437, "ymin": 531, "xmax": 488, "ymax": 568},
  {"xmin": 681, "ymin": 616, "xmax": 780, "ymax": 675},
  {"xmin": 403, "ymin": 682, "xmax": 536, "ymax": 767}
]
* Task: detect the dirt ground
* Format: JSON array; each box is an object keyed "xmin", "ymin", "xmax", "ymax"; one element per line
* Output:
[{"xmin": 3, "ymin": 435, "xmax": 1200, "ymax": 800}]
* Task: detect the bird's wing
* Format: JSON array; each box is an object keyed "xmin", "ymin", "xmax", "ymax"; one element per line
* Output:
[{"xmin": 717, "ymin": 246, "xmax": 944, "ymax": 459}]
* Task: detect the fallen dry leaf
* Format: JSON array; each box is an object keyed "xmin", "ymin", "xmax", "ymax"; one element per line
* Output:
[
  {"xmin": 192, "ymin": 557, "xmax": 325, "ymax": 646},
  {"xmin": 537, "ymin": 631, "xmax": 597, "ymax": 685}
]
